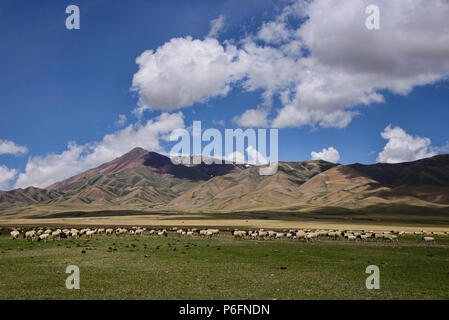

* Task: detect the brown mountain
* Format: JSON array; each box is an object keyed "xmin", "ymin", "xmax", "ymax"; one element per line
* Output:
[{"xmin": 1, "ymin": 148, "xmax": 449, "ymax": 219}]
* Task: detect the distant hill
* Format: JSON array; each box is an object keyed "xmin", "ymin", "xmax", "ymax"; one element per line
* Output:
[{"xmin": 1, "ymin": 147, "xmax": 449, "ymax": 219}]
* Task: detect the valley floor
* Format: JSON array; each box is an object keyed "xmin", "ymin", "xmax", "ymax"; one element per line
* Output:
[
  {"xmin": 0, "ymin": 232, "xmax": 448, "ymax": 299},
  {"xmin": 1, "ymin": 212, "xmax": 449, "ymax": 233}
]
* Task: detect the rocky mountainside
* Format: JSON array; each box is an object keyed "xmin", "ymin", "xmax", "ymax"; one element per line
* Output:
[{"xmin": 1, "ymin": 148, "xmax": 449, "ymax": 217}]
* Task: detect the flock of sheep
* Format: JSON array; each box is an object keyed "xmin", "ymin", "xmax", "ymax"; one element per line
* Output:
[
  {"xmin": 232, "ymin": 229, "xmax": 443, "ymax": 242},
  {"xmin": 3, "ymin": 226, "xmax": 445, "ymax": 243},
  {"xmin": 4, "ymin": 226, "xmax": 220, "ymax": 242}
]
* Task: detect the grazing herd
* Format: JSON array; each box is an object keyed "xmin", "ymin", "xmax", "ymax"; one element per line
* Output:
[
  {"xmin": 229, "ymin": 228, "xmax": 447, "ymax": 243},
  {"xmin": 1, "ymin": 226, "xmax": 447, "ymax": 243}
]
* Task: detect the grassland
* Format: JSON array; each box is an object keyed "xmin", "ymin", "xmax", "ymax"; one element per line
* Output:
[{"xmin": 0, "ymin": 231, "xmax": 448, "ymax": 300}]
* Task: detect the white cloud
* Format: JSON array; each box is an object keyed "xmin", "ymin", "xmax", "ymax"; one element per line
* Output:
[
  {"xmin": 271, "ymin": 0, "xmax": 449, "ymax": 128},
  {"xmin": 0, "ymin": 165, "xmax": 18, "ymax": 190},
  {"xmin": 246, "ymin": 146, "xmax": 268, "ymax": 165},
  {"xmin": 225, "ymin": 151, "xmax": 246, "ymax": 164},
  {"xmin": 207, "ymin": 15, "xmax": 225, "ymax": 38},
  {"xmin": 14, "ymin": 112, "xmax": 185, "ymax": 188},
  {"xmin": 131, "ymin": 37, "xmax": 247, "ymax": 114},
  {"xmin": 233, "ymin": 108, "xmax": 269, "ymax": 127},
  {"xmin": 0, "ymin": 139, "xmax": 28, "ymax": 156},
  {"xmin": 224, "ymin": 146, "xmax": 268, "ymax": 165},
  {"xmin": 132, "ymin": 0, "xmax": 449, "ymax": 130},
  {"xmin": 377, "ymin": 125, "xmax": 436, "ymax": 164},
  {"xmin": 311, "ymin": 147, "xmax": 340, "ymax": 163},
  {"xmin": 257, "ymin": 21, "xmax": 291, "ymax": 44},
  {"xmin": 116, "ymin": 114, "xmax": 127, "ymax": 127}
]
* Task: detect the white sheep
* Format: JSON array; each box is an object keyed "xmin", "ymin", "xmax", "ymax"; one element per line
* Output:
[
  {"xmin": 10, "ymin": 230, "xmax": 20, "ymax": 240},
  {"xmin": 233, "ymin": 230, "xmax": 246, "ymax": 239},
  {"xmin": 51, "ymin": 229, "xmax": 62, "ymax": 240},
  {"xmin": 24, "ymin": 230, "xmax": 37, "ymax": 241},
  {"xmin": 38, "ymin": 234, "xmax": 50, "ymax": 242}
]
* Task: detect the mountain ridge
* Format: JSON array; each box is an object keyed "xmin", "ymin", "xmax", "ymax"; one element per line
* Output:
[{"xmin": 1, "ymin": 148, "xmax": 449, "ymax": 218}]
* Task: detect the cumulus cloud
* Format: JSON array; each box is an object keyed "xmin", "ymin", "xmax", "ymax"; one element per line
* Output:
[
  {"xmin": 377, "ymin": 125, "xmax": 437, "ymax": 164},
  {"xmin": 208, "ymin": 15, "xmax": 226, "ymax": 38},
  {"xmin": 0, "ymin": 139, "xmax": 28, "ymax": 156},
  {"xmin": 233, "ymin": 108, "xmax": 269, "ymax": 127},
  {"xmin": 246, "ymin": 145, "xmax": 268, "ymax": 165},
  {"xmin": 311, "ymin": 147, "xmax": 340, "ymax": 163},
  {"xmin": 0, "ymin": 165, "xmax": 18, "ymax": 190},
  {"xmin": 257, "ymin": 21, "xmax": 291, "ymax": 44},
  {"xmin": 225, "ymin": 146, "xmax": 268, "ymax": 165},
  {"xmin": 14, "ymin": 112, "xmax": 185, "ymax": 188},
  {"xmin": 131, "ymin": 0, "xmax": 449, "ymax": 130},
  {"xmin": 131, "ymin": 37, "xmax": 247, "ymax": 114},
  {"xmin": 270, "ymin": 0, "xmax": 449, "ymax": 128}
]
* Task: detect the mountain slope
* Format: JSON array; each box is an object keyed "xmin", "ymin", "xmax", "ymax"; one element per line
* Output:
[
  {"xmin": 1, "ymin": 149, "xmax": 449, "ymax": 217},
  {"xmin": 169, "ymin": 160, "xmax": 337, "ymax": 210}
]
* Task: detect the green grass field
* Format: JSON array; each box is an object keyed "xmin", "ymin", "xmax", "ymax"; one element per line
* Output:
[{"xmin": 0, "ymin": 232, "xmax": 448, "ymax": 300}]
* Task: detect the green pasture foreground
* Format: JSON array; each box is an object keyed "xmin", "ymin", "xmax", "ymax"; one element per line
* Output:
[{"xmin": 0, "ymin": 233, "xmax": 448, "ymax": 299}]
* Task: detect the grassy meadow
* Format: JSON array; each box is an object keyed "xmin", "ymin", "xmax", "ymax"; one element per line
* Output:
[{"xmin": 0, "ymin": 230, "xmax": 448, "ymax": 300}]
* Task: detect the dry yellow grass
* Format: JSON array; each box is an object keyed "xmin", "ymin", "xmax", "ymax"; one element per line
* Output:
[{"xmin": 1, "ymin": 214, "xmax": 448, "ymax": 233}]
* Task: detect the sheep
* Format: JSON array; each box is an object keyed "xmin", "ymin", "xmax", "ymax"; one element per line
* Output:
[
  {"xmin": 51, "ymin": 229, "xmax": 62, "ymax": 241},
  {"xmin": 258, "ymin": 231, "xmax": 268, "ymax": 239},
  {"xmin": 294, "ymin": 231, "xmax": 305, "ymax": 240},
  {"xmin": 157, "ymin": 230, "xmax": 167, "ymax": 237},
  {"xmin": 186, "ymin": 231, "xmax": 194, "ymax": 237},
  {"xmin": 207, "ymin": 229, "xmax": 220, "ymax": 237},
  {"xmin": 327, "ymin": 231, "xmax": 341, "ymax": 239},
  {"xmin": 374, "ymin": 233, "xmax": 385, "ymax": 240},
  {"xmin": 116, "ymin": 228, "xmax": 128, "ymax": 236},
  {"xmin": 24, "ymin": 230, "xmax": 37, "ymax": 241},
  {"xmin": 148, "ymin": 229, "xmax": 156, "ymax": 235},
  {"xmin": 97, "ymin": 228, "xmax": 105, "ymax": 235},
  {"xmin": 38, "ymin": 234, "xmax": 50, "ymax": 242},
  {"xmin": 306, "ymin": 232, "xmax": 318, "ymax": 241},
  {"xmin": 232, "ymin": 230, "xmax": 246, "ymax": 239},
  {"xmin": 105, "ymin": 228, "xmax": 114, "ymax": 236},
  {"xmin": 267, "ymin": 231, "xmax": 276, "ymax": 238},
  {"xmin": 177, "ymin": 229, "xmax": 184, "ymax": 236},
  {"xmin": 346, "ymin": 235, "xmax": 356, "ymax": 241},
  {"xmin": 85, "ymin": 230, "xmax": 96, "ymax": 238},
  {"xmin": 10, "ymin": 230, "xmax": 20, "ymax": 240},
  {"xmin": 44, "ymin": 229, "xmax": 52, "ymax": 235},
  {"xmin": 423, "ymin": 237, "xmax": 435, "ymax": 243},
  {"xmin": 275, "ymin": 232, "xmax": 284, "ymax": 239},
  {"xmin": 134, "ymin": 229, "xmax": 145, "ymax": 236},
  {"xmin": 359, "ymin": 234, "xmax": 369, "ymax": 240}
]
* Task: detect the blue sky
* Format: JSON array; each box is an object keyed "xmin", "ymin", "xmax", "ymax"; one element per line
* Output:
[{"xmin": 1, "ymin": 0, "xmax": 449, "ymax": 190}]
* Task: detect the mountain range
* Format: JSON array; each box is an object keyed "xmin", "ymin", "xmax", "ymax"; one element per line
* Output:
[{"xmin": 1, "ymin": 147, "xmax": 449, "ymax": 221}]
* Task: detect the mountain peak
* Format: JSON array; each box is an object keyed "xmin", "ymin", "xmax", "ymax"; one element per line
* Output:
[{"xmin": 126, "ymin": 147, "xmax": 148, "ymax": 156}]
